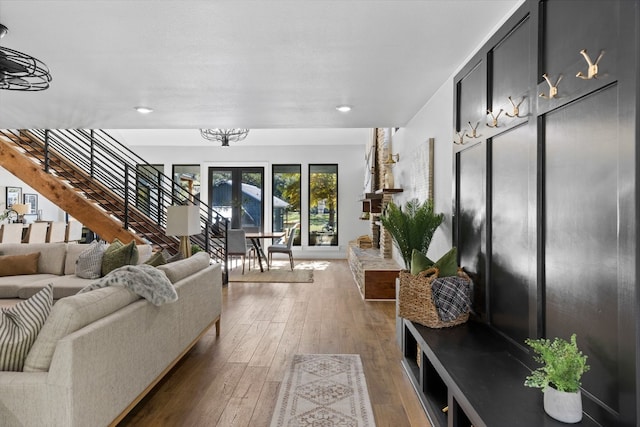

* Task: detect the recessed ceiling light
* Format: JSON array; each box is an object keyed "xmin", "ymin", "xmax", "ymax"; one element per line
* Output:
[
  {"xmin": 135, "ymin": 106, "xmax": 154, "ymax": 114},
  {"xmin": 336, "ymin": 105, "xmax": 352, "ymax": 113}
]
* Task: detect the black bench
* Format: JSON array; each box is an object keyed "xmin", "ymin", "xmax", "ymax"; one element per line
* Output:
[{"xmin": 401, "ymin": 319, "xmax": 600, "ymax": 427}]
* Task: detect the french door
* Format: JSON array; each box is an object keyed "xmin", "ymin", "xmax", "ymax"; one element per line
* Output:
[{"xmin": 208, "ymin": 167, "xmax": 264, "ymax": 232}]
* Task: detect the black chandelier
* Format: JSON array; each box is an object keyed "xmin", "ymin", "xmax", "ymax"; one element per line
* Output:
[
  {"xmin": 0, "ymin": 23, "xmax": 52, "ymax": 91},
  {"xmin": 200, "ymin": 129, "xmax": 250, "ymax": 147}
]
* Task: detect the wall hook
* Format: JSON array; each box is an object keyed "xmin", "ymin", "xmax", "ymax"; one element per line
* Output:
[
  {"xmin": 576, "ymin": 49, "xmax": 604, "ymax": 80},
  {"xmin": 465, "ymin": 121, "xmax": 480, "ymax": 139},
  {"xmin": 539, "ymin": 73, "xmax": 562, "ymax": 99},
  {"xmin": 505, "ymin": 96, "xmax": 525, "ymax": 118},
  {"xmin": 486, "ymin": 109, "xmax": 503, "ymax": 128},
  {"xmin": 453, "ymin": 131, "xmax": 465, "ymax": 145}
]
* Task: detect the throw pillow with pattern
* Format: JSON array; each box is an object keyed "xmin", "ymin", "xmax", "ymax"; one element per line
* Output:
[
  {"xmin": 76, "ymin": 240, "xmax": 107, "ymax": 279},
  {"xmin": 0, "ymin": 284, "xmax": 53, "ymax": 371}
]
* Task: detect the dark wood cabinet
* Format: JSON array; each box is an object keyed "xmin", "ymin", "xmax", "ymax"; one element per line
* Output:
[{"xmin": 446, "ymin": 1, "xmax": 638, "ymax": 426}]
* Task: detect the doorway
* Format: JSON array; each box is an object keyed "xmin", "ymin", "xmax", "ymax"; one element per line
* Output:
[{"xmin": 208, "ymin": 167, "xmax": 264, "ymax": 232}]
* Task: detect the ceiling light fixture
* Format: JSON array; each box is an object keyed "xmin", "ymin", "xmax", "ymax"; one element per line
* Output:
[
  {"xmin": 200, "ymin": 129, "xmax": 250, "ymax": 147},
  {"xmin": 135, "ymin": 106, "xmax": 154, "ymax": 114},
  {"xmin": 0, "ymin": 23, "xmax": 52, "ymax": 91},
  {"xmin": 336, "ymin": 105, "xmax": 352, "ymax": 113}
]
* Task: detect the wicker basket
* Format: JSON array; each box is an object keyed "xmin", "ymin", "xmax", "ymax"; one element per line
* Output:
[{"xmin": 398, "ymin": 267, "xmax": 471, "ymax": 328}]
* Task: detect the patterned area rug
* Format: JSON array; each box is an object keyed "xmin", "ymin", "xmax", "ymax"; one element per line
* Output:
[{"xmin": 270, "ymin": 354, "xmax": 376, "ymax": 427}]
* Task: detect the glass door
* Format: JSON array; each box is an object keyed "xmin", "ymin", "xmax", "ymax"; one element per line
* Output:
[{"xmin": 208, "ymin": 167, "xmax": 264, "ymax": 232}]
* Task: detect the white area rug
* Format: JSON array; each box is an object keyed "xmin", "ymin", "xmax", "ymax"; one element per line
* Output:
[
  {"xmin": 270, "ymin": 354, "xmax": 377, "ymax": 427},
  {"xmin": 229, "ymin": 260, "xmax": 315, "ymax": 283}
]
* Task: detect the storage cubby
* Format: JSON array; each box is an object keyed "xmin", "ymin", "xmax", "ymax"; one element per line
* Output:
[{"xmin": 400, "ymin": 319, "xmax": 599, "ymax": 427}]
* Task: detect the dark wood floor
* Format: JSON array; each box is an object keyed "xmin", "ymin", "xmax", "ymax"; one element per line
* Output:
[{"xmin": 119, "ymin": 259, "xmax": 430, "ymax": 426}]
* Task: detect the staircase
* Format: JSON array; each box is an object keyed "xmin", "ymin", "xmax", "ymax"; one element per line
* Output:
[{"xmin": 0, "ymin": 129, "xmax": 229, "ymax": 279}]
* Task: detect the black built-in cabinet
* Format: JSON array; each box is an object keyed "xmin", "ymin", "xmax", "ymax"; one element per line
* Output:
[{"xmin": 445, "ymin": 1, "xmax": 638, "ymax": 425}]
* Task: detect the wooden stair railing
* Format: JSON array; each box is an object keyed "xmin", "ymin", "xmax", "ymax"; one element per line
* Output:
[{"xmin": 0, "ymin": 132, "xmax": 179, "ymax": 251}]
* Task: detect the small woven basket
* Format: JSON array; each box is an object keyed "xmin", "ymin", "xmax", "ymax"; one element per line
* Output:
[{"xmin": 398, "ymin": 267, "xmax": 471, "ymax": 328}]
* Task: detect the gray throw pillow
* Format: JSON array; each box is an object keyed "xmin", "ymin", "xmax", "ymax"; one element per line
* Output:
[{"xmin": 76, "ymin": 240, "xmax": 107, "ymax": 279}]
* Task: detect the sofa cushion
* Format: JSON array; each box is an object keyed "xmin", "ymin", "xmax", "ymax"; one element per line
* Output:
[
  {"xmin": 0, "ymin": 243, "xmax": 67, "ymax": 275},
  {"xmin": 0, "ymin": 284, "xmax": 53, "ymax": 371},
  {"xmin": 23, "ymin": 286, "xmax": 140, "ymax": 372},
  {"xmin": 157, "ymin": 252, "xmax": 209, "ymax": 284},
  {"xmin": 101, "ymin": 239, "xmax": 139, "ymax": 276},
  {"xmin": 0, "ymin": 252, "xmax": 40, "ymax": 277},
  {"xmin": 0, "ymin": 274, "xmax": 59, "ymax": 299},
  {"xmin": 18, "ymin": 275, "xmax": 94, "ymax": 300},
  {"xmin": 75, "ymin": 240, "xmax": 107, "ymax": 279}
]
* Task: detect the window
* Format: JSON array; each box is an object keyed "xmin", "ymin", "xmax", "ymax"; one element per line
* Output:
[
  {"xmin": 273, "ymin": 165, "xmax": 301, "ymax": 246},
  {"xmin": 308, "ymin": 164, "xmax": 338, "ymax": 246},
  {"xmin": 172, "ymin": 164, "xmax": 200, "ymax": 204},
  {"xmin": 209, "ymin": 167, "xmax": 264, "ymax": 231},
  {"xmin": 136, "ymin": 164, "xmax": 163, "ymax": 221}
]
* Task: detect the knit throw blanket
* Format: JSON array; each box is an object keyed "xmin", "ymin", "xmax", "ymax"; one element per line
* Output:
[
  {"xmin": 79, "ymin": 264, "xmax": 178, "ymax": 306},
  {"xmin": 431, "ymin": 276, "xmax": 471, "ymax": 321}
]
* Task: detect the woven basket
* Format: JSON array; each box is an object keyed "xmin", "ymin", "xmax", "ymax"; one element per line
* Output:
[{"xmin": 398, "ymin": 267, "xmax": 471, "ymax": 328}]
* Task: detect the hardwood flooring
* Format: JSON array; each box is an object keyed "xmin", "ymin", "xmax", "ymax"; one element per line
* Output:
[{"xmin": 119, "ymin": 260, "xmax": 430, "ymax": 427}]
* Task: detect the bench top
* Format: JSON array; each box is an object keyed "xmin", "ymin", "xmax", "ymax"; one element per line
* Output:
[{"xmin": 406, "ymin": 320, "xmax": 599, "ymax": 427}]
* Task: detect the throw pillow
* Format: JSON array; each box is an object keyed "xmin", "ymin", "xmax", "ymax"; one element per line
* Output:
[
  {"xmin": 411, "ymin": 249, "xmax": 434, "ymax": 275},
  {"xmin": 0, "ymin": 284, "xmax": 53, "ymax": 371},
  {"xmin": 101, "ymin": 239, "xmax": 139, "ymax": 276},
  {"xmin": 144, "ymin": 251, "xmax": 167, "ymax": 267},
  {"xmin": 0, "ymin": 252, "xmax": 41, "ymax": 277},
  {"xmin": 75, "ymin": 240, "xmax": 107, "ymax": 279},
  {"xmin": 433, "ymin": 247, "xmax": 458, "ymax": 277}
]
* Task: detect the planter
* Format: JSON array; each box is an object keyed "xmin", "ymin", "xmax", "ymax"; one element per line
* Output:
[{"xmin": 543, "ymin": 386, "xmax": 582, "ymax": 423}]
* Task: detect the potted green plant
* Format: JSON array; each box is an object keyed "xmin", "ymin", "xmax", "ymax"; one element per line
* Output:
[
  {"xmin": 379, "ymin": 198, "xmax": 443, "ymax": 270},
  {"xmin": 524, "ymin": 334, "xmax": 590, "ymax": 423}
]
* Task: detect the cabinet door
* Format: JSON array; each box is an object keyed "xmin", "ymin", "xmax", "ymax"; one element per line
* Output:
[
  {"xmin": 456, "ymin": 61, "xmax": 486, "ymax": 146},
  {"xmin": 490, "ymin": 125, "xmax": 533, "ymax": 345},
  {"xmin": 456, "ymin": 142, "xmax": 486, "ymax": 319},
  {"xmin": 537, "ymin": 0, "xmax": 619, "ymax": 114},
  {"xmin": 490, "ymin": 16, "xmax": 531, "ymax": 130}
]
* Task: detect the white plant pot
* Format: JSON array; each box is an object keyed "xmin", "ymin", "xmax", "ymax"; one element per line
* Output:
[{"xmin": 543, "ymin": 386, "xmax": 582, "ymax": 423}]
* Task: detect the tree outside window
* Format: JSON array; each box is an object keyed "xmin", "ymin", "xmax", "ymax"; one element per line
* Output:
[{"xmin": 309, "ymin": 164, "xmax": 338, "ymax": 246}]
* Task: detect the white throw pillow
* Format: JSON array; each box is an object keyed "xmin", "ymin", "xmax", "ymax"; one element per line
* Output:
[
  {"xmin": 75, "ymin": 240, "xmax": 107, "ymax": 279},
  {"xmin": 0, "ymin": 284, "xmax": 53, "ymax": 371}
]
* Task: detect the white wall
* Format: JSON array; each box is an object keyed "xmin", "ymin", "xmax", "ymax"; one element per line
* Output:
[
  {"xmin": 390, "ymin": 79, "xmax": 455, "ymax": 263},
  {"xmin": 0, "ymin": 171, "xmax": 66, "ymax": 223},
  {"xmin": 122, "ymin": 129, "xmax": 371, "ymax": 259}
]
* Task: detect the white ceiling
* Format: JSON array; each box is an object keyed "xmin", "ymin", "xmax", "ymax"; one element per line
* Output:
[{"xmin": 0, "ymin": 0, "xmax": 520, "ymax": 130}]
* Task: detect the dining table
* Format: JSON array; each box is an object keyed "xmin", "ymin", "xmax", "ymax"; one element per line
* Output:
[{"xmin": 245, "ymin": 231, "xmax": 285, "ymax": 272}]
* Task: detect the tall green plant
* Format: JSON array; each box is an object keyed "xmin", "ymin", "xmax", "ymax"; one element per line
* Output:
[{"xmin": 379, "ymin": 198, "xmax": 444, "ymax": 270}]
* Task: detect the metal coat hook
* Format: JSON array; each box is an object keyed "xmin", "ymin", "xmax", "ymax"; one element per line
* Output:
[
  {"xmin": 505, "ymin": 96, "xmax": 525, "ymax": 118},
  {"xmin": 576, "ymin": 49, "xmax": 604, "ymax": 80},
  {"xmin": 465, "ymin": 121, "xmax": 480, "ymax": 139},
  {"xmin": 539, "ymin": 73, "xmax": 562, "ymax": 99},
  {"xmin": 486, "ymin": 109, "xmax": 503, "ymax": 128},
  {"xmin": 453, "ymin": 131, "xmax": 466, "ymax": 145}
]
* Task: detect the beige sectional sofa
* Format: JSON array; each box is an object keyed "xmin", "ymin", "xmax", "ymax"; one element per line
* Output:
[{"xmin": 0, "ymin": 245, "xmax": 222, "ymax": 427}]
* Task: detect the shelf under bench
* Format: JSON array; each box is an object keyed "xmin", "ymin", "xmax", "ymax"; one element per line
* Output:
[{"xmin": 401, "ymin": 319, "xmax": 600, "ymax": 427}]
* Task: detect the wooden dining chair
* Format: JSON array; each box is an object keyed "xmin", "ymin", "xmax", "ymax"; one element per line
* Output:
[
  {"xmin": 268, "ymin": 223, "xmax": 300, "ymax": 271},
  {"xmin": 46, "ymin": 221, "xmax": 67, "ymax": 243},
  {"xmin": 65, "ymin": 220, "xmax": 84, "ymax": 243},
  {"xmin": 22, "ymin": 222, "xmax": 49, "ymax": 243},
  {"xmin": 0, "ymin": 223, "xmax": 24, "ymax": 243}
]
